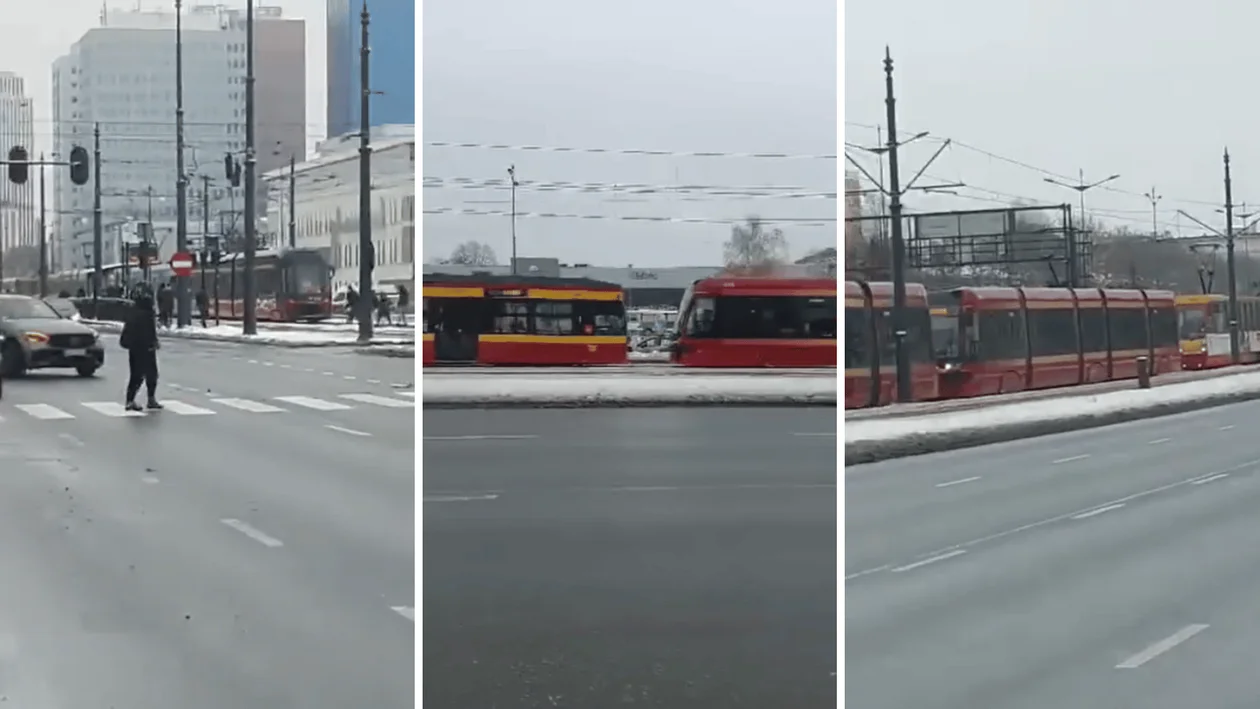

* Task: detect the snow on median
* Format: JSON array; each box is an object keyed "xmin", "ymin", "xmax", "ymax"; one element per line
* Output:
[
  {"xmin": 423, "ymin": 373, "xmax": 838, "ymax": 407},
  {"xmin": 846, "ymin": 369, "xmax": 1260, "ymax": 445},
  {"xmin": 84, "ymin": 320, "xmax": 413, "ymax": 348}
]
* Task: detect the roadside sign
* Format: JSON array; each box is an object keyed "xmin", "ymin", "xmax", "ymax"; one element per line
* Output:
[{"xmin": 170, "ymin": 251, "xmax": 194, "ymax": 277}]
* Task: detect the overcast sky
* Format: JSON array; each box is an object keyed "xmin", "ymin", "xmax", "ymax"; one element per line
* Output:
[
  {"xmin": 423, "ymin": 0, "xmax": 837, "ymax": 267},
  {"xmin": 845, "ymin": 0, "xmax": 1258, "ymax": 238},
  {"xmin": 0, "ymin": 0, "xmax": 328, "ymax": 158}
]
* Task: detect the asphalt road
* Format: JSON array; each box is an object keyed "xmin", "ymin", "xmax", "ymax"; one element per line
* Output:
[
  {"xmin": 0, "ymin": 339, "xmax": 414, "ymax": 707},
  {"xmin": 846, "ymin": 399, "xmax": 1260, "ymax": 709},
  {"xmin": 423, "ymin": 408, "xmax": 838, "ymax": 708}
]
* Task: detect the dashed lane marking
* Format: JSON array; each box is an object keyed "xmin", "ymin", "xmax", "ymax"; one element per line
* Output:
[
  {"xmin": 341, "ymin": 393, "xmax": 413, "ymax": 408},
  {"xmin": 1116, "ymin": 624, "xmax": 1209, "ymax": 669},
  {"xmin": 936, "ymin": 476, "xmax": 981, "ymax": 488},
  {"xmin": 220, "ymin": 518, "xmax": 284, "ymax": 548},
  {"xmin": 1052, "ymin": 454, "xmax": 1091, "ymax": 464},
  {"xmin": 325, "ymin": 424, "xmax": 371, "ymax": 437},
  {"xmin": 1071, "ymin": 503, "xmax": 1125, "ymax": 520},
  {"xmin": 891, "ymin": 550, "xmax": 967, "ymax": 573}
]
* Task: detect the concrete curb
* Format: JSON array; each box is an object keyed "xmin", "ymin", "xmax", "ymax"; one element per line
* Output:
[
  {"xmin": 424, "ymin": 394, "xmax": 838, "ymax": 409},
  {"xmin": 84, "ymin": 320, "xmax": 413, "ymax": 349},
  {"xmin": 844, "ymin": 389, "xmax": 1260, "ymax": 466},
  {"xmin": 355, "ymin": 345, "xmax": 416, "ymax": 358}
]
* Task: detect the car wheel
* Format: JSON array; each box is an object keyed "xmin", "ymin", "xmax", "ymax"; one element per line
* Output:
[
  {"xmin": 1, "ymin": 341, "xmax": 26, "ymax": 378},
  {"xmin": 75, "ymin": 363, "xmax": 98, "ymax": 378}
]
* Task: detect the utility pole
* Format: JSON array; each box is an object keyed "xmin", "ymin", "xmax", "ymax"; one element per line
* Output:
[
  {"xmin": 201, "ymin": 174, "xmax": 211, "ymax": 297},
  {"xmin": 882, "ymin": 48, "xmax": 912, "ymax": 403},
  {"xmin": 92, "ymin": 123, "xmax": 103, "ymax": 308},
  {"xmin": 1043, "ymin": 169, "xmax": 1121, "ymax": 286},
  {"xmin": 1225, "ymin": 148, "xmax": 1240, "ymax": 363},
  {"xmin": 38, "ymin": 152, "xmax": 47, "ymax": 297},
  {"xmin": 174, "ymin": 0, "xmax": 190, "ymax": 326},
  {"xmin": 242, "ymin": 0, "xmax": 259, "ymax": 335},
  {"xmin": 357, "ymin": 1, "xmax": 374, "ymax": 343},
  {"xmin": 288, "ymin": 154, "xmax": 296, "ymax": 248},
  {"xmin": 508, "ymin": 164, "xmax": 518, "ymax": 274},
  {"xmin": 1144, "ymin": 187, "xmax": 1161, "ymax": 240}
]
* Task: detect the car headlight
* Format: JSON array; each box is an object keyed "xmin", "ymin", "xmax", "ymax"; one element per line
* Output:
[{"xmin": 22, "ymin": 331, "xmax": 49, "ymax": 344}]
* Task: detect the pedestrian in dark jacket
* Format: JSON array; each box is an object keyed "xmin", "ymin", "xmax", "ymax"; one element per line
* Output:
[
  {"xmin": 120, "ymin": 294, "xmax": 163, "ymax": 411},
  {"xmin": 157, "ymin": 284, "xmax": 175, "ymax": 328}
]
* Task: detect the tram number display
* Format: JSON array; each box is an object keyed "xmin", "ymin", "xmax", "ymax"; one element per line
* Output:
[{"xmin": 486, "ymin": 288, "xmax": 526, "ymax": 298}]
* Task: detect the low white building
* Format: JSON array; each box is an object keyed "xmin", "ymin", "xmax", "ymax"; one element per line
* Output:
[{"xmin": 263, "ymin": 126, "xmax": 414, "ymax": 293}]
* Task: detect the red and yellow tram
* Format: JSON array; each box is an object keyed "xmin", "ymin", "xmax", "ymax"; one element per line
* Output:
[
  {"xmin": 422, "ymin": 274, "xmax": 628, "ymax": 366},
  {"xmin": 1174, "ymin": 293, "xmax": 1260, "ymax": 369},
  {"xmin": 931, "ymin": 286, "xmax": 1179, "ymax": 399},
  {"xmin": 844, "ymin": 280, "xmax": 938, "ymax": 408},
  {"xmin": 671, "ymin": 276, "xmax": 837, "ymax": 367}
]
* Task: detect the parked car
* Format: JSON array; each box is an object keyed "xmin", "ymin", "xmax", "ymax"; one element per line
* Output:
[
  {"xmin": 43, "ymin": 297, "xmax": 82, "ymax": 322},
  {"xmin": 0, "ymin": 294, "xmax": 105, "ymax": 377}
]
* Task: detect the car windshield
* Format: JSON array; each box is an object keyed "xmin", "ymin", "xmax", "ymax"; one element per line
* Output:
[
  {"xmin": 0, "ymin": 297, "xmax": 60, "ymax": 319},
  {"xmin": 43, "ymin": 298, "xmax": 79, "ymax": 319}
]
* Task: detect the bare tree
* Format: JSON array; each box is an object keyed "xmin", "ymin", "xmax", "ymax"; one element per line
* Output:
[
  {"xmin": 722, "ymin": 217, "xmax": 789, "ymax": 272},
  {"xmin": 449, "ymin": 241, "xmax": 499, "ymax": 266}
]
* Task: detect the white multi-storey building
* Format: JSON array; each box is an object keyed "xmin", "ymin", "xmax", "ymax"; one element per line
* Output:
[
  {"xmin": 0, "ymin": 72, "xmax": 35, "ymax": 276},
  {"xmin": 51, "ymin": 5, "xmax": 303, "ymax": 273},
  {"xmin": 263, "ymin": 126, "xmax": 414, "ymax": 292}
]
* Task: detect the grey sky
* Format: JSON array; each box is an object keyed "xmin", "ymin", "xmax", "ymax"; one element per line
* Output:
[
  {"xmin": 423, "ymin": 0, "xmax": 837, "ymax": 267},
  {"xmin": 845, "ymin": 0, "xmax": 1251, "ymax": 236},
  {"xmin": 0, "ymin": 0, "xmax": 328, "ymax": 158}
]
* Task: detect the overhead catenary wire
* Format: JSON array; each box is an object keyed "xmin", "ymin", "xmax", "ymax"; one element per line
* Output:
[
  {"xmin": 422, "ymin": 176, "xmax": 835, "ymax": 200},
  {"xmin": 426, "ymin": 140, "xmax": 836, "ymax": 161},
  {"xmin": 423, "ymin": 206, "xmax": 835, "ymax": 227}
]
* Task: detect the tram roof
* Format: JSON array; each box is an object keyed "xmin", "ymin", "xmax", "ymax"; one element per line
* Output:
[{"xmin": 423, "ymin": 272, "xmax": 623, "ymax": 291}]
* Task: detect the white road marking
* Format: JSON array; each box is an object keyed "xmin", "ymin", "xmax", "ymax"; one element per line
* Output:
[
  {"xmin": 424, "ymin": 494, "xmax": 499, "ymax": 502},
  {"xmin": 325, "ymin": 424, "xmax": 371, "ymax": 437},
  {"xmin": 248, "ymin": 359, "xmax": 259, "ymax": 364},
  {"xmin": 1116, "ymin": 624, "xmax": 1209, "ymax": 669},
  {"xmin": 792, "ymin": 431, "xmax": 836, "ymax": 437},
  {"xmin": 1147, "ymin": 437, "xmax": 1172, "ymax": 445},
  {"xmin": 1193, "ymin": 473, "xmax": 1229, "ymax": 485},
  {"xmin": 262, "ymin": 361, "xmax": 274, "ymax": 367},
  {"xmin": 341, "ymin": 393, "xmax": 413, "ymax": 408},
  {"xmin": 1052, "ymin": 454, "xmax": 1091, "ymax": 464},
  {"xmin": 220, "ymin": 518, "xmax": 284, "ymax": 548},
  {"xmin": 57, "ymin": 433, "xmax": 84, "ymax": 447},
  {"xmin": 161, "ymin": 400, "xmax": 217, "ymax": 416},
  {"xmin": 844, "ymin": 565, "xmax": 890, "ymax": 581},
  {"xmin": 211, "ymin": 398, "xmax": 286, "ymax": 413},
  {"xmin": 610, "ymin": 486, "xmax": 679, "ymax": 492},
  {"xmin": 279, "ymin": 363, "xmax": 292, "ymax": 369},
  {"xmin": 343, "ymin": 375, "xmax": 356, "ymax": 380},
  {"xmin": 891, "ymin": 550, "xmax": 967, "ymax": 573},
  {"xmin": 936, "ymin": 476, "xmax": 981, "ymax": 488},
  {"xmin": 366, "ymin": 378, "xmax": 382, "ymax": 384},
  {"xmin": 1220, "ymin": 424, "xmax": 1236, "ymax": 430},
  {"xmin": 322, "ymin": 371, "xmax": 336, "ymax": 376},
  {"xmin": 18, "ymin": 404, "xmax": 75, "ymax": 420},
  {"xmin": 1071, "ymin": 503, "xmax": 1126, "ymax": 520},
  {"xmin": 81, "ymin": 402, "xmax": 144, "ymax": 418},
  {"xmin": 390, "ymin": 606, "xmax": 415, "ymax": 621},
  {"xmin": 141, "ymin": 476, "xmax": 160, "ymax": 484},
  {"xmin": 423, "ymin": 434, "xmax": 536, "ymax": 441},
  {"xmin": 275, "ymin": 395, "xmax": 353, "ymax": 411},
  {"xmin": 396, "ymin": 391, "xmax": 417, "ymax": 398}
]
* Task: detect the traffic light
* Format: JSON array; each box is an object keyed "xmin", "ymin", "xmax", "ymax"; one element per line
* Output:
[
  {"xmin": 224, "ymin": 153, "xmax": 233, "ymax": 180},
  {"xmin": 7, "ymin": 146, "xmax": 28, "ymax": 184},
  {"xmin": 69, "ymin": 146, "xmax": 90, "ymax": 186},
  {"xmin": 224, "ymin": 153, "xmax": 241, "ymax": 187}
]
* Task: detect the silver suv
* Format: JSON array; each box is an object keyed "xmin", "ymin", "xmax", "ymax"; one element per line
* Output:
[{"xmin": 0, "ymin": 294, "xmax": 105, "ymax": 377}]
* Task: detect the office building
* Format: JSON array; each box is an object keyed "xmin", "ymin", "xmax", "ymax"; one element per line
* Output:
[
  {"xmin": 0, "ymin": 73, "xmax": 35, "ymax": 276},
  {"xmin": 51, "ymin": 5, "xmax": 307, "ymax": 273},
  {"xmin": 326, "ymin": 0, "xmax": 414, "ymax": 138}
]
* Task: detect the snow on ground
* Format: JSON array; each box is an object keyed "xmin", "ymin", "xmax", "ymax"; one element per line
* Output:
[
  {"xmin": 846, "ymin": 370, "xmax": 1260, "ymax": 443},
  {"xmin": 85, "ymin": 320, "xmax": 412, "ymax": 348},
  {"xmin": 356, "ymin": 344, "xmax": 415, "ymax": 358},
  {"xmin": 423, "ymin": 373, "xmax": 838, "ymax": 406},
  {"xmin": 421, "ymin": 366, "xmax": 838, "ymax": 376}
]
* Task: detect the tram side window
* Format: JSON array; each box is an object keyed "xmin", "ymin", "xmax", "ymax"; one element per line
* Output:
[
  {"xmin": 976, "ymin": 310, "xmax": 1026, "ymax": 361},
  {"xmin": 574, "ymin": 300, "xmax": 627, "ymax": 336},
  {"xmin": 1107, "ymin": 307, "xmax": 1148, "ymax": 351},
  {"xmin": 492, "ymin": 301, "xmax": 531, "ymax": 334},
  {"xmin": 534, "ymin": 301, "xmax": 575, "ymax": 335},
  {"xmin": 255, "ymin": 266, "xmax": 278, "ymax": 296},
  {"xmin": 1079, "ymin": 308, "xmax": 1107, "ymax": 352},
  {"xmin": 801, "ymin": 297, "xmax": 838, "ymax": 338},
  {"xmin": 906, "ymin": 307, "xmax": 934, "ymax": 362},
  {"xmin": 1148, "ymin": 306, "xmax": 1178, "ymax": 348},
  {"xmin": 846, "ymin": 306, "xmax": 870, "ymax": 369},
  {"xmin": 1028, "ymin": 308, "xmax": 1078, "ymax": 357},
  {"xmin": 714, "ymin": 296, "xmax": 811, "ymax": 338}
]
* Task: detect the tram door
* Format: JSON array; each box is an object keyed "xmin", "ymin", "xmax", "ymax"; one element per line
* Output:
[{"xmin": 432, "ymin": 298, "xmax": 483, "ymax": 362}]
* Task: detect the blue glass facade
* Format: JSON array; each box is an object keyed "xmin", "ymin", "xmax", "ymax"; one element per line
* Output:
[{"xmin": 326, "ymin": 0, "xmax": 415, "ymax": 138}]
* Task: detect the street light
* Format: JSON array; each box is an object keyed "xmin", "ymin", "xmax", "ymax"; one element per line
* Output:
[{"xmin": 1043, "ymin": 169, "xmax": 1120, "ymax": 286}]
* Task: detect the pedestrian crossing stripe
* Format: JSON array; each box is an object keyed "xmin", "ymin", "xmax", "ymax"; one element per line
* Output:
[{"xmin": 0, "ymin": 393, "xmax": 414, "ymax": 421}]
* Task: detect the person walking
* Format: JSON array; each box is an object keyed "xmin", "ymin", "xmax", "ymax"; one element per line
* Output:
[
  {"xmin": 120, "ymin": 293, "xmax": 163, "ymax": 411},
  {"xmin": 157, "ymin": 283, "xmax": 175, "ymax": 328}
]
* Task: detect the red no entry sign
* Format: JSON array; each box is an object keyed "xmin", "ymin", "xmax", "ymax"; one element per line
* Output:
[{"xmin": 170, "ymin": 251, "xmax": 194, "ymax": 277}]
